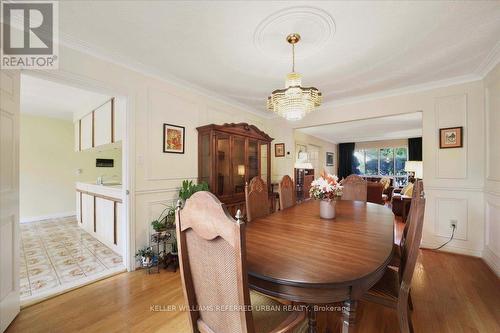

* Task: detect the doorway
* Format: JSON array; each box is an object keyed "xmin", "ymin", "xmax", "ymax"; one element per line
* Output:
[{"xmin": 18, "ymin": 72, "xmax": 132, "ymax": 305}]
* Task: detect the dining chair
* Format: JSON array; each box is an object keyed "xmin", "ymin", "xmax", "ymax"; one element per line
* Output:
[
  {"xmin": 362, "ymin": 184, "xmax": 426, "ymax": 333},
  {"xmin": 278, "ymin": 175, "xmax": 296, "ymax": 210},
  {"xmin": 176, "ymin": 191, "xmax": 306, "ymax": 333},
  {"xmin": 245, "ymin": 176, "xmax": 270, "ymax": 222},
  {"xmin": 341, "ymin": 174, "xmax": 367, "ymax": 202}
]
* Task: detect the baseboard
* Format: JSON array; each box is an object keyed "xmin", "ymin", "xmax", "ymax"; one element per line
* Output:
[
  {"xmin": 482, "ymin": 246, "xmax": 500, "ymax": 277},
  {"xmin": 420, "ymin": 241, "xmax": 483, "ymax": 257},
  {"xmin": 20, "ymin": 211, "xmax": 76, "ymax": 223}
]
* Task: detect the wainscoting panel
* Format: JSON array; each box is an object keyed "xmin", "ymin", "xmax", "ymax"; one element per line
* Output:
[
  {"xmin": 435, "ymin": 197, "xmax": 468, "ymax": 240},
  {"xmin": 435, "ymin": 94, "xmax": 467, "ymax": 179},
  {"xmin": 484, "ymin": 193, "xmax": 500, "ymax": 275}
]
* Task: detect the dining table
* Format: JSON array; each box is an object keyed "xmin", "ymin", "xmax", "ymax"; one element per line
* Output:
[{"xmin": 245, "ymin": 199, "xmax": 394, "ymax": 333}]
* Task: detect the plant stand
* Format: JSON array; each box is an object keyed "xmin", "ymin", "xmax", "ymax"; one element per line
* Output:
[{"xmin": 148, "ymin": 231, "xmax": 172, "ymax": 274}]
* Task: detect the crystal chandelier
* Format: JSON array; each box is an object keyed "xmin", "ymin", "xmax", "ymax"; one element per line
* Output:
[{"xmin": 267, "ymin": 33, "xmax": 322, "ymax": 121}]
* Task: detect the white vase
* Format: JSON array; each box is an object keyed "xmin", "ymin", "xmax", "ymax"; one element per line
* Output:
[{"xmin": 320, "ymin": 200, "xmax": 336, "ymax": 219}]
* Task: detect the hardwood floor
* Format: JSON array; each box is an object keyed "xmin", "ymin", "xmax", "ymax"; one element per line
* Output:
[{"xmin": 6, "ymin": 218, "xmax": 500, "ymax": 333}]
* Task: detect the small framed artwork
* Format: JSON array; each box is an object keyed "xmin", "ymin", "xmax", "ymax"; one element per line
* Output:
[
  {"xmin": 275, "ymin": 143, "xmax": 285, "ymax": 157},
  {"xmin": 439, "ymin": 126, "xmax": 463, "ymax": 149},
  {"xmin": 163, "ymin": 123, "xmax": 185, "ymax": 154},
  {"xmin": 326, "ymin": 152, "xmax": 334, "ymax": 166}
]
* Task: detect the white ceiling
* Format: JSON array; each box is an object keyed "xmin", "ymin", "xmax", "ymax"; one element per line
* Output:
[
  {"xmin": 21, "ymin": 75, "xmax": 110, "ymax": 121},
  {"xmin": 58, "ymin": 1, "xmax": 500, "ymax": 116},
  {"xmin": 297, "ymin": 112, "xmax": 422, "ymax": 144}
]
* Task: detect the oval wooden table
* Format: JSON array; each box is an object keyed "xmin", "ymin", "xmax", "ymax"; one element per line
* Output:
[{"xmin": 245, "ymin": 199, "xmax": 394, "ymax": 333}]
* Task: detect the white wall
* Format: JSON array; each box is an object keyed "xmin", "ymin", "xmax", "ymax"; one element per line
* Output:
[
  {"xmin": 483, "ymin": 62, "xmax": 500, "ymax": 276},
  {"xmin": 288, "ymin": 80, "xmax": 486, "ymax": 258},
  {"xmin": 20, "ymin": 114, "xmax": 122, "ymax": 222},
  {"xmin": 44, "ymin": 43, "xmax": 496, "ymax": 271},
  {"xmin": 355, "ymin": 138, "xmax": 409, "ymax": 150}
]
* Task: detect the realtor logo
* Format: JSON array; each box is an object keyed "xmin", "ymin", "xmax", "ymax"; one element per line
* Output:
[{"xmin": 1, "ymin": 1, "xmax": 58, "ymax": 69}]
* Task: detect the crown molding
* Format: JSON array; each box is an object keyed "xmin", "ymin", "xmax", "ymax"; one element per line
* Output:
[
  {"xmin": 320, "ymin": 73, "xmax": 482, "ymax": 110},
  {"xmin": 475, "ymin": 41, "xmax": 500, "ymax": 78},
  {"xmin": 58, "ymin": 33, "xmax": 273, "ymax": 119}
]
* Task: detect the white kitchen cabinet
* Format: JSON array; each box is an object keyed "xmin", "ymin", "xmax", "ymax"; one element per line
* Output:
[
  {"xmin": 80, "ymin": 113, "xmax": 93, "ymax": 150},
  {"xmin": 94, "ymin": 100, "xmax": 112, "ymax": 147},
  {"xmin": 114, "ymin": 202, "xmax": 122, "ymax": 254},
  {"xmin": 113, "ymin": 98, "xmax": 123, "ymax": 143},
  {"xmin": 81, "ymin": 193, "xmax": 95, "ymax": 233},
  {"xmin": 74, "ymin": 121, "xmax": 80, "ymax": 152},
  {"xmin": 95, "ymin": 197, "xmax": 115, "ymax": 245},
  {"xmin": 76, "ymin": 192, "xmax": 81, "ymax": 224}
]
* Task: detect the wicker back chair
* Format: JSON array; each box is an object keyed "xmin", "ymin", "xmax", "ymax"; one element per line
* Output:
[
  {"xmin": 245, "ymin": 176, "xmax": 270, "ymax": 222},
  {"xmin": 341, "ymin": 174, "xmax": 367, "ymax": 202},
  {"xmin": 176, "ymin": 191, "xmax": 305, "ymax": 333},
  {"xmin": 278, "ymin": 175, "xmax": 296, "ymax": 210}
]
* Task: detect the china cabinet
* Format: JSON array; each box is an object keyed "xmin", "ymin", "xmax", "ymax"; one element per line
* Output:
[{"xmin": 197, "ymin": 123, "xmax": 273, "ymax": 215}]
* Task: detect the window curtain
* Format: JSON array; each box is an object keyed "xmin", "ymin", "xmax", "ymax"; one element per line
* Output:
[
  {"xmin": 338, "ymin": 142, "xmax": 355, "ymax": 180},
  {"xmin": 408, "ymin": 137, "xmax": 422, "ymax": 161}
]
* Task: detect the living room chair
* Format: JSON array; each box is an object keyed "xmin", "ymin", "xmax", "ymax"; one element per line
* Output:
[
  {"xmin": 362, "ymin": 182, "xmax": 426, "ymax": 333},
  {"xmin": 341, "ymin": 174, "xmax": 367, "ymax": 202},
  {"xmin": 245, "ymin": 176, "xmax": 270, "ymax": 222},
  {"xmin": 278, "ymin": 175, "xmax": 296, "ymax": 210},
  {"xmin": 176, "ymin": 191, "xmax": 306, "ymax": 333}
]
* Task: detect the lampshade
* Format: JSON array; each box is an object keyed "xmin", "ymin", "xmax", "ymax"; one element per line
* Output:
[
  {"xmin": 237, "ymin": 164, "xmax": 245, "ymax": 176},
  {"xmin": 404, "ymin": 161, "xmax": 423, "ymax": 179}
]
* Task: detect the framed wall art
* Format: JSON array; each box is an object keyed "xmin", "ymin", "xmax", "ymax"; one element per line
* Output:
[
  {"xmin": 275, "ymin": 143, "xmax": 285, "ymax": 157},
  {"xmin": 439, "ymin": 126, "xmax": 463, "ymax": 149},
  {"xmin": 163, "ymin": 123, "xmax": 185, "ymax": 154}
]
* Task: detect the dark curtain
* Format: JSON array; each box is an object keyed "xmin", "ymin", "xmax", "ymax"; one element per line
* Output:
[
  {"xmin": 338, "ymin": 142, "xmax": 355, "ymax": 179},
  {"xmin": 408, "ymin": 137, "xmax": 422, "ymax": 161}
]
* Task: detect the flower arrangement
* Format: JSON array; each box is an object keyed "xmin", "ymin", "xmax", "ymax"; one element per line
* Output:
[{"xmin": 309, "ymin": 171, "xmax": 343, "ymax": 201}]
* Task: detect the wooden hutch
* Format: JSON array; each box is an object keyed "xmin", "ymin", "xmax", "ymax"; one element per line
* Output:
[{"xmin": 197, "ymin": 123, "xmax": 273, "ymax": 215}]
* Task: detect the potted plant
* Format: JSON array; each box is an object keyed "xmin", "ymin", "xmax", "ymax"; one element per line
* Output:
[
  {"xmin": 151, "ymin": 203, "xmax": 177, "ymax": 232},
  {"xmin": 309, "ymin": 171, "xmax": 343, "ymax": 219},
  {"xmin": 178, "ymin": 180, "xmax": 209, "ymax": 201},
  {"xmin": 135, "ymin": 246, "xmax": 155, "ymax": 267}
]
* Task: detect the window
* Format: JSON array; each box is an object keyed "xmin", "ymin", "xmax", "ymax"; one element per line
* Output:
[{"xmin": 352, "ymin": 147, "xmax": 408, "ymax": 182}]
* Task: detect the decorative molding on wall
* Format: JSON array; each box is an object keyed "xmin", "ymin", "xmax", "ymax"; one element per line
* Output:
[
  {"xmin": 20, "ymin": 211, "xmax": 76, "ymax": 224},
  {"xmin": 135, "ymin": 187, "xmax": 183, "ymax": 195},
  {"xmin": 435, "ymin": 197, "xmax": 468, "ymax": 241},
  {"xmin": 435, "ymin": 94, "xmax": 468, "ymax": 179},
  {"xmin": 425, "ymin": 185, "xmax": 483, "ymax": 193},
  {"xmin": 485, "ymin": 87, "xmax": 500, "ymax": 183},
  {"xmin": 482, "ymin": 246, "xmax": 500, "ymax": 277}
]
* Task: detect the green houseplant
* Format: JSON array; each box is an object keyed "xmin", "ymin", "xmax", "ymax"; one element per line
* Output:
[
  {"xmin": 135, "ymin": 246, "xmax": 155, "ymax": 267},
  {"xmin": 151, "ymin": 204, "xmax": 177, "ymax": 232},
  {"xmin": 178, "ymin": 180, "xmax": 209, "ymax": 201}
]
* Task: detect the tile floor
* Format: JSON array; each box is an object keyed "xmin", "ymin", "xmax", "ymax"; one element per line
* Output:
[{"xmin": 20, "ymin": 216, "xmax": 123, "ymax": 300}]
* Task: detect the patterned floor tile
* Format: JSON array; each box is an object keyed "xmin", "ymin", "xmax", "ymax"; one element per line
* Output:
[{"xmin": 20, "ymin": 216, "xmax": 123, "ymax": 300}]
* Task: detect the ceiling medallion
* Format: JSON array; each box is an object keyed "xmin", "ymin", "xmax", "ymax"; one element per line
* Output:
[{"xmin": 267, "ymin": 33, "xmax": 322, "ymax": 121}]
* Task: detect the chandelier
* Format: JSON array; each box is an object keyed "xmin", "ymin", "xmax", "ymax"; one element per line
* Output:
[{"xmin": 267, "ymin": 33, "xmax": 322, "ymax": 121}]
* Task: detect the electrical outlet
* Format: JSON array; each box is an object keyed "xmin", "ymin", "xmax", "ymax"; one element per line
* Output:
[{"xmin": 449, "ymin": 219, "xmax": 458, "ymax": 229}]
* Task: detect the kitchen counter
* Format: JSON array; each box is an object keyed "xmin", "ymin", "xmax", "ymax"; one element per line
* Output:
[{"xmin": 76, "ymin": 182, "xmax": 122, "ymax": 202}]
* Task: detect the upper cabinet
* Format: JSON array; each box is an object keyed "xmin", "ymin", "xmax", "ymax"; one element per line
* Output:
[
  {"xmin": 94, "ymin": 100, "xmax": 112, "ymax": 147},
  {"xmin": 80, "ymin": 112, "xmax": 94, "ymax": 150},
  {"xmin": 75, "ymin": 98, "xmax": 121, "ymax": 151}
]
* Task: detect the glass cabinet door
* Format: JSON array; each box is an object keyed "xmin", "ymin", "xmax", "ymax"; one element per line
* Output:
[
  {"xmin": 260, "ymin": 142, "xmax": 268, "ymax": 185},
  {"xmin": 215, "ymin": 135, "xmax": 231, "ymax": 196},
  {"xmin": 199, "ymin": 134, "xmax": 210, "ymax": 185},
  {"xmin": 248, "ymin": 140, "xmax": 259, "ymax": 182},
  {"xmin": 232, "ymin": 136, "xmax": 246, "ymax": 194}
]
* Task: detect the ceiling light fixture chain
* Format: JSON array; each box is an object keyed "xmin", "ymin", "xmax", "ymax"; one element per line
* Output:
[{"xmin": 267, "ymin": 33, "xmax": 322, "ymax": 121}]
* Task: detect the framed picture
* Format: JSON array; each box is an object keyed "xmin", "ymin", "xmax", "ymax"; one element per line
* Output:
[
  {"xmin": 326, "ymin": 152, "xmax": 334, "ymax": 166},
  {"xmin": 439, "ymin": 126, "xmax": 463, "ymax": 149},
  {"xmin": 163, "ymin": 123, "xmax": 185, "ymax": 154},
  {"xmin": 275, "ymin": 143, "xmax": 285, "ymax": 157}
]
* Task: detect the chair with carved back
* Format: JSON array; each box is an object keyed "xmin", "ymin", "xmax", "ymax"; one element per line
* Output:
[
  {"xmin": 176, "ymin": 191, "xmax": 306, "ymax": 333},
  {"xmin": 278, "ymin": 175, "xmax": 296, "ymax": 210},
  {"xmin": 245, "ymin": 176, "xmax": 270, "ymax": 222},
  {"xmin": 341, "ymin": 174, "xmax": 367, "ymax": 202},
  {"xmin": 362, "ymin": 182, "xmax": 426, "ymax": 333}
]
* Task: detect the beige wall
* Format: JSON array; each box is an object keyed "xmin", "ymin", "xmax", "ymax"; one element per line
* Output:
[
  {"xmin": 20, "ymin": 114, "xmax": 122, "ymax": 222},
  {"xmin": 483, "ymin": 62, "xmax": 500, "ymax": 276},
  {"xmin": 294, "ymin": 131, "xmax": 337, "ymax": 175}
]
